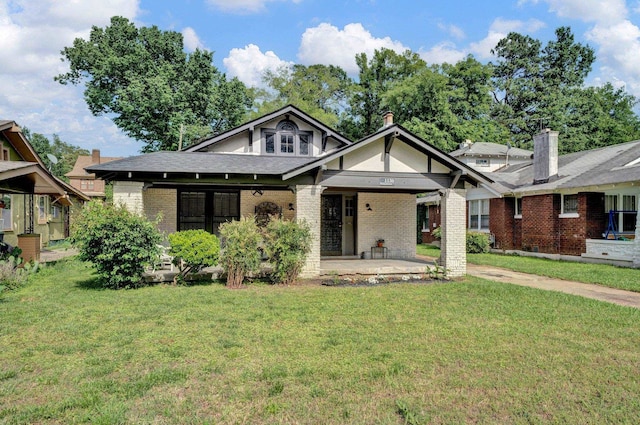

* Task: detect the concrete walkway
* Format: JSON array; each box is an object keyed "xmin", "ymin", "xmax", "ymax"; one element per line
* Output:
[
  {"xmin": 39, "ymin": 248, "xmax": 78, "ymax": 263},
  {"xmin": 415, "ymin": 255, "xmax": 640, "ymax": 309}
]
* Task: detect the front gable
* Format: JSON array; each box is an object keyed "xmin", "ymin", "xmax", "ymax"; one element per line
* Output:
[{"xmin": 186, "ymin": 105, "xmax": 351, "ymax": 157}]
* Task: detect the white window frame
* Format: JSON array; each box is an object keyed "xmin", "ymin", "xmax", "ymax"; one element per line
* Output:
[
  {"xmin": 514, "ymin": 197, "xmax": 522, "ymax": 219},
  {"xmin": 0, "ymin": 194, "xmax": 12, "ymax": 231},
  {"xmin": 605, "ymin": 192, "xmax": 637, "ymax": 233},
  {"xmin": 469, "ymin": 199, "xmax": 490, "ymax": 231},
  {"xmin": 262, "ymin": 120, "xmax": 313, "ymax": 157},
  {"xmin": 560, "ymin": 193, "xmax": 579, "ymax": 218}
]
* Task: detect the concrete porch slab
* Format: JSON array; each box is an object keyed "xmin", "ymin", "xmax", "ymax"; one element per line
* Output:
[{"xmin": 320, "ymin": 257, "xmax": 433, "ymax": 277}]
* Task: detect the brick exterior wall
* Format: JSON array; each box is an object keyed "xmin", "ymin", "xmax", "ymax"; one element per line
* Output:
[
  {"xmin": 440, "ymin": 189, "xmax": 466, "ymax": 277},
  {"xmin": 490, "ymin": 192, "xmax": 608, "ymax": 256},
  {"xmin": 143, "ymin": 188, "xmax": 177, "ymax": 237},
  {"xmin": 357, "ymin": 193, "xmax": 416, "ymax": 259},
  {"xmin": 295, "ymin": 185, "xmax": 321, "ymax": 277},
  {"xmin": 490, "ymin": 198, "xmax": 516, "ymax": 250},
  {"xmin": 113, "ymin": 181, "xmax": 144, "ymax": 214},
  {"xmin": 239, "ymin": 190, "xmax": 296, "ymax": 221},
  {"xmin": 521, "ymin": 194, "xmax": 560, "ymax": 253}
]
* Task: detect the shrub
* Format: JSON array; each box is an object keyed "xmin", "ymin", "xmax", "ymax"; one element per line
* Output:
[
  {"xmin": 466, "ymin": 232, "xmax": 491, "ymax": 253},
  {"xmin": 70, "ymin": 200, "xmax": 162, "ymax": 289},
  {"xmin": 264, "ymin": 218, "xmax": 312, "ymax": 285},
  {"xmin": 0, "ymin": 255, "xmax": 39, "ymax": 291},
  {"xmin": 432, "ymin": 226, "xmax": 442, "ymax": 240},
  {"xmin": 219, "ymin": 217, "xmax": 262, "ymax": 288},
  {"xmin": 168, "ymin": 230, "xmax": 220, "ymax": 284}
]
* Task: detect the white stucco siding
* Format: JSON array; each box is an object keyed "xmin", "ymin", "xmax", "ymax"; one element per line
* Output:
[
  {"xmin": 342, "ymin": 139, "xmax": 384, "ymax": 172},
  {"xmin": 430, "ymin": 160, "xmax": 452, "ymax": 174},
  {"xmin": 389, "ymin": 142, "xmax": 429, "ymax": 173},
  {"xmin": 325, "ymin": 139, "xmax": 343, "ymax": 153},
  {"xmin": 326, "ymin": 158, "xmax": 341, "ymax": 170},
  {"xmin": 207, "ymin": 135, "xmax": 250, "ymax": 153}
]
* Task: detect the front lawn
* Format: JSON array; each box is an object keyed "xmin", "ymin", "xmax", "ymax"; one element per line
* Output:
[
  {"xmin": 417, "ymin": 243, "xmax": 640, "ymax": 293},
  {"xmin": 1, "ymin": 258, "xmax": 639, "ymax": 424}
]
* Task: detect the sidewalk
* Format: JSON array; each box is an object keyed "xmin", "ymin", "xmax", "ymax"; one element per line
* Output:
[
  {"xmin": 39, "ymin": 248, "xmax": 78, "ymax": 263},
  {"xmin": 417, "ymin": 255, "xmax": 640, "ymax": 309}
]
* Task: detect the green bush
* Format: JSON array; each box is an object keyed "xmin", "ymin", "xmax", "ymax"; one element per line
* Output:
[
  {"xmin": 70, "ymin": 200, "xmax": 162, "ymax": 289},
  {"xmin": 219, "ymin": 217, "xmax": 262, "ymax": 288},
  {"xmin": 0, "ymin": 255, "xmax": 39, "ymax": 291},
  {"xmin": 168, "ymin": 230, "xmax": 220, "ymax": 283},
  {"xmin": 466, "ymin": 232, "xmax": 491, "ymax": 253},
  {"xmin": 432, "ymin": 226, "xmax": 442, "ymax": 240},
  {"xmin": 264, "ymin": 218, "xmax": 312, "ymax": 285}
]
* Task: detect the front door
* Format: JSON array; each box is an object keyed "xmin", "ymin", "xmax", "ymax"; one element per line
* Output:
[{"xmin": 321, "ymin": 194, "xmax": 342, "ymax": 256}]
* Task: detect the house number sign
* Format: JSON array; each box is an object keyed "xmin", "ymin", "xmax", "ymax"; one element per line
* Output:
[{"xmin": 379, "ymin": 177, "xmax": 395, "ymax": 186}]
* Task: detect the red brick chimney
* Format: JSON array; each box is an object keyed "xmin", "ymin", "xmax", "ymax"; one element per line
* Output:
[{"xmin": 91, "ymin": 149, "xmax": 100, "ymax": 165}]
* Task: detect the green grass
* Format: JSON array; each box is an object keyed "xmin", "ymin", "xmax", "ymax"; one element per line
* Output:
[
  {"xmin": 417, "ymin": 243, "xmax": 640, "ymax": 293},
  {"xmin": 1, "ymin": 258, "xmax": 639, "ymax": 423}
]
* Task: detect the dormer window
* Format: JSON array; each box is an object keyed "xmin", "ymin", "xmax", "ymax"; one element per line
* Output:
[{"xmin": 262, "ymin": 120, "xmax": 312, "ymax": 156}]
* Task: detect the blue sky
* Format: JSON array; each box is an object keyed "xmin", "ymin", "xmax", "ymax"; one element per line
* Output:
[{"xmin": 1, "ymin": 0, "xmax": 639, "ymax": 157}]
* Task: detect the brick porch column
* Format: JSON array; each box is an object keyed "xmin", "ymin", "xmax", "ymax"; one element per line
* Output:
[
  {"xmin": 441, "ymin": 188, "xmax": 467, "ymax": 277},
  {"xmin": 295, "ymin": 184, "xmax": 321, "ymax": 277},
  {"xmin": 113, "ymin": 181, "xmax": 144, "ymax": 215}
]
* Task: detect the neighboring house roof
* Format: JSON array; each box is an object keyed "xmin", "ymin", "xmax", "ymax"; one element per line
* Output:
[
  {"xmin": 87, "ymin": 151, "xmax": 319, "ymax": 176},
  {"xmin": 185, "ymin": 104, "xmax": 352, "ymax": 152},
  {"xmin": 491, "ymin": 140, "xmax": 640, "ymax": 195},
  {"xmin": 450, "ymin": 141, "xmax": 533, "ymax": 159},
  {"xmin": 66, "ymin": 153, "xmax": 123, "ymax": 178}
]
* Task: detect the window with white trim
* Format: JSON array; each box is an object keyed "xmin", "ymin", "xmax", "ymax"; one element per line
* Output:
[
  {"xmin": 604, "ymin": 193, "xmax": 637, "ymax": 233},
  {"xmin": 469, "ymin": 199, "xmax": 489, "ymax": 231},
  {"xmin": 561, "ymin": 194, "xmax": 578, "ymax": 215},
  {"xmin": 262, "ymin": 120, "xmax": 312, "ymax": 156},
  {"xmin": 38, "ymin": 196, "xmax": 47, "ymax": 223},
  {"xmin": 514, "ymin": 197, "xmax": 523, "ymax": 217},
  {"xmin": 475, "ymin": 159, "xmax": 490, "ymax": 167},
  {"xmin": 0, "ymin": 194, "xmax": 11, "ymax": 231}
]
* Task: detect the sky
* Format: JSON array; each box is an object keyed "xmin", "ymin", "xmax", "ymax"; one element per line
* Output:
[{"xmin": 1, "ymin": 0, "xmax": 640, "ymax": 157}]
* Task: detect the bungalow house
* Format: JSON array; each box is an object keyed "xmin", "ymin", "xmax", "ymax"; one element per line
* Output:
[
  {"xmin": 87, "ymin": 105, "xmax": 493, "ymax": 277},
  {"xmin": 0, "ymin": 120, "xmax": 89, "ymax": 260},
  {"xmin": 449, "ymin": 140, "xmax": 534, "ymax": 172},
  {"xmin": 66, "ymin": 149, "xmax": 123, "ymax": 198},
  {"xmin": 420, "ymin": 129, "xmax": 640, "ymax": 267}
]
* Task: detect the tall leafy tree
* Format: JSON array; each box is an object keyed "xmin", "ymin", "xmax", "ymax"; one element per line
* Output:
[
  {"xmin": 345, "ymin": 48, "xmax": 426, "ymax": 139},
  {"xmin": 257, "ymin": 64, "xmax": 351, "ymax": 128},
  {"xmin": 55, "ymin": 16, "xmax": 253, "ymax": 152}
]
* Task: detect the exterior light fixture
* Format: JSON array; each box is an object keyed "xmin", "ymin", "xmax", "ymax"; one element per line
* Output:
[
  {"xmin": 366, "ymin": 203, "xmax": 372, "ymax": 211},
  {"xmin": 288, "ymin": 203, "xmax": 295, "ymax": 211}
]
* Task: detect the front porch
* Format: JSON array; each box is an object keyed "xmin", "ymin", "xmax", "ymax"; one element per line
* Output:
[{"xmin": 145, "ymin": 257, "xmax": 437, "ymax": 283}]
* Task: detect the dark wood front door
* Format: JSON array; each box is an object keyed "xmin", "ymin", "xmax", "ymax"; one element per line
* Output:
[{"xmin": 321, "ymin": 194, "xmax": 342, "ymax": 256}]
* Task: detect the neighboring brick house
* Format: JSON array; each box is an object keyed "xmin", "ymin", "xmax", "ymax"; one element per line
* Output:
[
  {"xmin": 66, "ymin": 149, "xmax": 123, "ymax": 198},
  {"xmin": 0, "ymin": 120, "xmax": 88, "ymax": 260},
  {"xmin": 421, "ymin": 129, "xmax": 640, "ymax": 267},
  {"xmin": 87, "ymin": 105, "xmax": 492, "ymax": 277}
]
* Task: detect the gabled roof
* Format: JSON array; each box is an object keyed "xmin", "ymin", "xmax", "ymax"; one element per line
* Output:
[
  {"xmin": 490, "ymin": 140, "xmax": 640, "ymax": 194},
  {"xmin": 449, "ymin": 141, "xmax": 533, "ymax": 159},
  {"xmin": 283, "ymin": 123, "xmax": 494, "ymax": 186},
  {"xmin": 185, "ymin": 104, "xmax": 352, "ymax": 152},
  {"xmin": 0, "ymin": 120, "xmax": 46, "ymax": 166}
]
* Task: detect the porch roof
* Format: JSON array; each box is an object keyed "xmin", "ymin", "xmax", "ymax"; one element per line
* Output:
[{"xmin": 87, "ymin": 151, "xmax": 319, "ymax": 177}]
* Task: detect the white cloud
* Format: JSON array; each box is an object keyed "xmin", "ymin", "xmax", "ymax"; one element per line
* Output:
[
  {"xmin": 522, "ymin": 0, "xmax": 627, "ymax": 25},
  {"xmin": 469, "ymin": 18, "xmax": 545, "ymax": 59},
  {"xmin": 182, "ymin": 27, "xmax": 204, "ymax": 51},
  {"xmin": 297, "ymin": 23, "xmax": 408, "ymax": 74},
  {"xmin": 205, "ymin": 0, "xmax": 302, "ymax": 14},
  {"xmin": 419, "ymin": 42, "xmax": 466, "ymax": 65},
  {"xmin": 223, "ymin": 44, "xmax": 293, "ymax": 87},
  {"xmin": 0, "ymin": 0, "xmax": 142, "ymax": 156},
  {"xmin": 438, "ymin": 22, "xmax": 465, "ymax": 40}
]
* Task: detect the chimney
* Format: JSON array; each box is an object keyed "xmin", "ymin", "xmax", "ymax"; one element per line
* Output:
[
  {"xmin": 91, "ymin": 149, "xmax": 100, "ymax": 165},
  {"xmin": 533, "ymin": 128, "xmax": 558, "ymax": 184},
  {"xmin": 383, "ymin": 111, "xmax": 394, "ymax": 127}
]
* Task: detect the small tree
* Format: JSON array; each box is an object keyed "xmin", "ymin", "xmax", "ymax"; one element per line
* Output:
[
  {"xmin": 218, "ymin": 217, "xmax": 262, "ymax": 288},
  {"xmin": 70, "ymin": 200, "xmax": 161, "ymax": 289},
  {"xmin": 264, "ymin": 218, "xmax": 312, "ymax": 285},
  {"xmin": 168, "ymin": 230, "xmax": 220, "ymax": 284}
]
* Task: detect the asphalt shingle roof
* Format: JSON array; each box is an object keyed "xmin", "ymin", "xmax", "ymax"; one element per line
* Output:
[
  {"xmin": 86, "ymin": 151, "xmax": 319, "ymax": 176},
  {"xmin": 490, "ymin": 140, "xmax": 640, "ymax": 193},
  {"xmin": 450, "ymin": 142, "xmax": 533, "ymax": 159}
]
